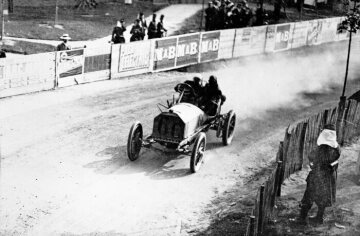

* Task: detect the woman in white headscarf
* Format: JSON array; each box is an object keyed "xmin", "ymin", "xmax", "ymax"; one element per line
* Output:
[{"xmin": 298, "ymin": 124, "xmax": 341, "ymax": 225}]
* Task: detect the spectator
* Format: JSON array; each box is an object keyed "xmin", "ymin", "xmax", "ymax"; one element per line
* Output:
[
  {"xmin": 230, "ymin": 7, "xmax": 241, "ymax": 28},
  {"xmin": 130, "ymin": 19, "xmax": 144, "ymax": 42},
  {"xmin": 274, "ymin": 0, "xmax": 282, "ymax": 22},
  {"xmin": 216, "ymin": 0, "xmax": 227, "ymax": 30},
  {"xmin": 148, "ymin": 14, "xmax": 157, "ymax": 39},
  {"xmin": 56, "ymin": 34, "xmax": 72, "ymax": 51},
  {"xmin": 138, "ymin": 12, "xmax": 147, "ymax": 40},
  {"xmin": 205, "ymin": 1, "xmax": 217, "ymax": 31},
  {"xmin": 254, "ymin": 2, "xmax": 265, "ymax": 26},
  {"xmin": 111, "ymin": 19, "xmax": 126, "ymax": 44},
  {"xmin": 224, "ymin": 0, "xmax": 235, "ymax": 28},
  {"xmin": 0, "ymin": 49, "xmax": 6, "ymax": 58},
  {"xmin": 297, "ymin": 124, "xmax": 341, "ymax": 225},
  {"xmin": 157, "ymin": 14, "xmax": 167, "ymax": 38}
]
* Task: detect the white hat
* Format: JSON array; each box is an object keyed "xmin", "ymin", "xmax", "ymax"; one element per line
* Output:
[{"xmin": 60, "ymin": 34, "xmax": 71, "ymax": 40}]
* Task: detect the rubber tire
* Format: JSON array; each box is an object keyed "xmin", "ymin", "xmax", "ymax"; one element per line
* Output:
[
  {"xmin": 190, "ymin": 132, "xmax": 206, "ymax": 173},
  {"xmin": 127, "ymin": 121, "xmax": 143, "ymax": 161},
  {"xmin": 222, "ymin": 110, "xmax": 236, "ymax": 146}
]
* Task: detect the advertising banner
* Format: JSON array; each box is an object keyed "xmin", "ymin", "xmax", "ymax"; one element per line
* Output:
[
  {"xmin": 274, "ymin": 24, "xmax": 291, "ymax": 51},
  {"xmin": 218, "ymin": 29, "xmax": 236, "ymax": 59},
  {"xmin": 264, "ymin": 25, "xmax": 276, "ymax": 52},
  {"xmin": 153, "ymin": 37, "xmax": 177, "ymax": 71},
  {"xmin": 249, "ymin": 26, "xmax": 267, "ymax": 54},
  {"xmin": 1, "ymin": 52, "xmax": 56, "ymax": 98},
  {"xmin": 307, "ymin": 20, "xmax": 322, "ymax": 45},
  {"xmin": 199, "ymin": 31, "xmax": 220, "ymax": 62},
  {"xmin": 118, "ymin": 41, "xmax": 151, "ymax": 72},
  {"xmin": 233, "ymin": 26, "xmax": 266, "ymax": 56},
  {"xmin": 175, "ymin": 33, "xmax": 200, "ymax": 67},
  {"xmin": 290, "ymin": 21, "xmax": 308, "ymax": 48},
  {"xmin": 58, "ymin": 49, "xmax": 84, "ymax": 78},
  {"xmin": 318, "ymin": 18, "xmax": 338, "ymax": 43}
]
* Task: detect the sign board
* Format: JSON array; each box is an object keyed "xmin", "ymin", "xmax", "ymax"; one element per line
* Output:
[
  {"xmin": 118, "ymin": 41, "xmax": 151, "ymax": 72},
  {"xmin": 58, "ymin": 49, "xmax": 84, "ymax": 78},
  {"xmin": 175, "ymin": 34, "xmax": 200, "ymax": 67},
  {"xmin": 275, "ymin": 24, "xmax": 291, "ymax": 51},
  {"xmin": 233, "ymin": 26, "xmax": 267, "ymax": 56},
  {"xmin": 153, "ymin": 37, "xmax": 177, "ymax": 71},
  {"xmin": 318, "ymin": 18, "xmax": 338, "ymax": 43},
  {"xmin": 265, "ymin": 25, "xmax": 276, "ymax": 52},
  {"xmin": 291, "ymin": 21, "xmax": 308, "ymax": 48},
  {"xmin": 199, "ymin": 31, "xmax": 220, "ymax": 62},
  {"xmin": 56, "ymin": 49, "xmax": 84, "ymax": 87},
  {"xmin": 307, "ymin": 20, "xmax": 322, "ymax": 45}
]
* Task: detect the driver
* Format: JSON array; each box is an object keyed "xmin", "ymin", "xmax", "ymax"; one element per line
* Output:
[
  {"xmin": 201, "ymin": 75, "xmax": 226, "ymax": 116},
  {"xmin": 175, "ymin": 73, "xmax": 204, "ymax": 96},
  {"xmin": 174, "ymin": 73, "xmax": 205, "ymax": 105}
]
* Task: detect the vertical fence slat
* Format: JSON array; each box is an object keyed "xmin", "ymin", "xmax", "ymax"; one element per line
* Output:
[{"xmin": 257, "ymin": 185, "xmax": 265, "ymax": 235}]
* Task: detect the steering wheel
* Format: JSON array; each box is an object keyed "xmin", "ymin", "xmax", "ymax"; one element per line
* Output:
[{"xmin": 176, "ymin": 83, "xmax": 195, "ymax": 96}]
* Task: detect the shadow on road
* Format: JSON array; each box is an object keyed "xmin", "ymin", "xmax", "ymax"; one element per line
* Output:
[{"xmin": 83, "ymin": 144, "xmax": 193, "ymax": 180}]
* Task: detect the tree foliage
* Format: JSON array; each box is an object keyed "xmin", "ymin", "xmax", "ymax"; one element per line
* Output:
[
  {"xmin": 338, "ymin": 0, "xmax": 360, "ymax": 33},
  {"xmin": 75, "ymin": 0, "xmax": 98, "ymax": 9}
]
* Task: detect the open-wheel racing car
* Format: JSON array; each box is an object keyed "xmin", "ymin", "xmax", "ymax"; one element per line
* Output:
[{"xmin": 126, "ymin": 82, "xmax": 236, "ymax": 173}]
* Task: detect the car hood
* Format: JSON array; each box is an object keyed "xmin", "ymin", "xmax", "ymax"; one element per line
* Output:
[{"xmin": 168, "ymin": 103, "xmax": 206, "ymax": 123}]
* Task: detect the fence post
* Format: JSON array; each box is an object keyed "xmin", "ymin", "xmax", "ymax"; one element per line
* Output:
[
  {"xmin": 263, "ymin": 25, "xmax": 269, "ymax": 53},
  {"xmin": 258, "ymin": 185, "xmax": 265, "ymax": 235},
  {"xmin": 337, "ymin": 96, "xmax": 346, "ymax": 143},
  {"xmin": 341, "ymin": 100, "xmax": 352, "ymax": 144},
  {"xmin": 297, "ymin": 122, "xmax": 307, "ymax": 171},
  {"xmin": 231, "ymin": 29, "xmax": 237, "ymax": 58},
  {"xmin": 276, "ymin": 161, "xmax": 283, "ymax": 197},
  {"xmin": 249, "ymin": 215, "xmax": 255, "ymax": 236},
  {"xmin": 54, "ymin": 51, "xmax": 59, "ymax": 88}
]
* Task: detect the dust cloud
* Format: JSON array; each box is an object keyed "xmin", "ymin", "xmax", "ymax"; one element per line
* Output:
[{"xmin": 201, "ymin": 41, "xmax": 360, "ymax": 119}]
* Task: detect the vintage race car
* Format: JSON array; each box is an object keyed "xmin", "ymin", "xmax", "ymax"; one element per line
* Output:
[{"xmin": 127, "ymin": 82, "xmax": 236, "ymax": 173}]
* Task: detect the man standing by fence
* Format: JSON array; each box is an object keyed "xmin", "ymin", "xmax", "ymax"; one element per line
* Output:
[
  {"xmin": 56, "ymin": 34, "xmax": 72, "ymax": 51},
  {"xmin": 157, "ymin": 15, "xmax": 167, "ymax": 38},
  {"xmin": 298, "ymin": 124, "xmax": 341, "ymax": 225},
  {"xmin": 148, "ymin": 14, "xmax": 158, "ymax": 39}
]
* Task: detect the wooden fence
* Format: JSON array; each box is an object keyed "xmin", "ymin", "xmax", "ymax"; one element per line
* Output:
[{"xmin": 245, "ymin": 97, "xmax": 360, "ymax": 236}]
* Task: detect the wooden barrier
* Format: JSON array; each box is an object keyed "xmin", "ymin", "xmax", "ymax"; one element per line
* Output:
[{"xmin": 243, "ymin": 96, "xmax": 360, "ymax": 235}]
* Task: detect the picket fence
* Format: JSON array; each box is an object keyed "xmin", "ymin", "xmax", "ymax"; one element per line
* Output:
[
  {"xmin": 0, "ymin": 16, "xmax": 356, "ymax": 98},
  {"xmin": 245, "ymin": 97, "xmax": 360, "ymax": 236}
]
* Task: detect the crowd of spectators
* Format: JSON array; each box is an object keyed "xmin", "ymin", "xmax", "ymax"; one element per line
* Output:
[
  {"xmin": 205, "ymin": 0, "xmax": 266, "ymax": 31},
  {"xmin": 111, "ymin": 12, "xmax": 167, "ymax": 44}
]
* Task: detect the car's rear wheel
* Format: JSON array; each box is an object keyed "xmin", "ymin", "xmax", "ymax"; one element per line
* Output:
[
  {"xmin": 190, "ymin": 132, "xmax": 206, "ymax": 173},
  {"xmin": 127, "ymin": 121, "xmax": 143, "ymax": 161},
  {"xmin": 222, "ymin": 110, "xmax": 236, "ymax": 146}
]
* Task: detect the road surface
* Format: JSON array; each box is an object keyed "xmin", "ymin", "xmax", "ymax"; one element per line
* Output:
[{"xmin": 1, "ymin": 41, "xmax": 360, "ymax": 236}]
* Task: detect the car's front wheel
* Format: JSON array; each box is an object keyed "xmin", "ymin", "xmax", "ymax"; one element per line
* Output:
[{"xmin": 190, "ymin": 132, "xmax": 206, "ymax": 173}]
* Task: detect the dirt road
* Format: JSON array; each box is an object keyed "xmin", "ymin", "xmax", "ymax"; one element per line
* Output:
[{"xmin": 1, "ymin": 41, "xmax": 360, "ymax": 236}]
